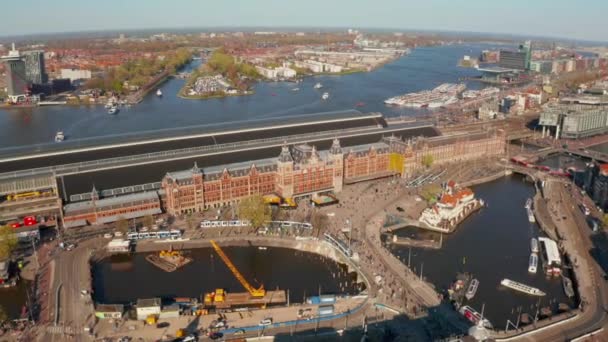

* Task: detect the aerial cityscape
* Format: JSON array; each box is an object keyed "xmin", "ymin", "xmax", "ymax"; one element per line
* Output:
[{"xmin": 1, "ymin": 1, "xmax": 608, "ymax": 341}]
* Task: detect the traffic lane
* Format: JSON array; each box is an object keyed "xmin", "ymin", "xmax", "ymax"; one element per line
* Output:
[{"xmin": 0, "ymin": 117, "xmax": 384, "ymax": 172}]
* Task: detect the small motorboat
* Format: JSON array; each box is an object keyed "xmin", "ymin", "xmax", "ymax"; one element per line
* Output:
[
  {"xmin": 108, "ymin": 106, "xmax": 119, "ymax": 115},
  {"xmin": 55, "ymin": 131, "xmax": 65, "ymax": 142},
  {"xmin": 322, "ymin": 92, "xmax": 329, "ymax": 100},
  {"xmin": 156, "ymin": 89, "xmax": 163, "ymax": 97}
]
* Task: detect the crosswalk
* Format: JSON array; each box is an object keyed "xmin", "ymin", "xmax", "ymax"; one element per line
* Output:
[{"xmin": 46, "ymin": 325, "xmax": 75, "ymax": 335}]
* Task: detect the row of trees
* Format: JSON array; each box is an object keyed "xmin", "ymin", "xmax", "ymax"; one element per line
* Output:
[{"xmin": 85, "ymin": 48, "xmax": 193, "ymax": 93}]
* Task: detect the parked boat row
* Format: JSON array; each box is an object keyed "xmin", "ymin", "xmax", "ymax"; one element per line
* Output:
[
  {"xmin": 384, "ymin": 83, "xmax": 466, "ymax": 108},
  {"xmin": 525, "ymin": 198, "xmax": 535, "ymax": 223}
]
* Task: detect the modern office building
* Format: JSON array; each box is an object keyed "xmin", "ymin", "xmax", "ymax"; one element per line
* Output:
[
  {"xmin": 499, "ymin": 41, "xmax": 532, "ymax": 70},
  {"xmin": 0, "ymin": 44, "xmax": 28, "ymax": 101},
  {"xmin": 539, "ymin": 104, "xmax": 608, "ymax": 139},
  {"xmin": 22, "ymin": 50, "xmax": 47, "ymax": 84}
]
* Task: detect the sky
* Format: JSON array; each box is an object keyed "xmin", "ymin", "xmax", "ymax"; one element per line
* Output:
[{"xmin": 1, "ymin": 0, "xmax": 605, "ymax": 42}]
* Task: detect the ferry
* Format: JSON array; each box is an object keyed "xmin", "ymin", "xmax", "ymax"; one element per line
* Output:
[
  {"xmin": 458, "ymin": 306, "xmax": 493, "ymax": 329},
  {"xmin": 531, "ymin": 238, "xmax": 539, "ymax": 253},
  {"xmin": 562, "ymin": 275, "xmax": 575, "ymax": 298},
  {"xmin": 314, "ymin": 82, "xmax": 323, "ymax": 89},
  {"xmin": 108, "ymin": 106, "xmax": 118, "ymax": 115},
  {"xmin": 528, "ymin": 253, "xmax": 538, "ymax": 274},
  {"xmin": 500, "ymin": 278, "xmax": 545, "ymax": 296},
  {"xmin": 54, "ymin": 131, "xmax": 65, "ymax": 142},
  {"xmin": 156, "ymin": 89, "xmax": 163, "ymax": 97},
  {"xmin": 465, "ymin": 279, "xmax": 479, "ymax": 300},
  {"xmin": 322, "ymin": 92, "xmax": 329, "ymax": 100}
]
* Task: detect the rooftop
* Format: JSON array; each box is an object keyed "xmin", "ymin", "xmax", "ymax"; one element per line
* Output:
[{"xmin": 63, "ymin": 191, "xmax": 159, "ymax": 214}]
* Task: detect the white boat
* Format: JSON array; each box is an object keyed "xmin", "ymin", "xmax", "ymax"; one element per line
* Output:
[
  {"xmin": 458, "ymin": 306, "xmax": 493, "ymax": 329},
  {"xmin": 104, "ymin": 102, "xmax": 114, "ymax": 109},
  {"xmin": 108, "ymin": 106, "xmax": 118, "ymax": 115},
  {"xmin": 528, "ymin": 253, "xmax": 538, "ymax": 274},
  {"xmin": 291, "ymin": 87, "xmax": 300, "ymax": 92},
  {"xmin": 258, "ymin": 246, "xmax": 267, "ymax": 251},
  {"xmin": 530, "ymin": 238, "xmax": 539, "ymax": 253},
  {"xmin": 525, "ymin": 198, "xmax": 532, "ymax": 209},
  {"xmin": 322, "ymin": 92, "xmax": 329, "ymax": 100},
  {"xmin": 465, "ymin": 279, "xmax": 479, "ymax": 300},
  {"xmin": 527, "ymin": 206, "xmax": 535, "ymax": 223},
  {"xmin": 314, "ymin": 82, "xmax": 323, "ymax": 89},
  {"xmin": 500, "ymin": 278, "xmax": 545, "ymax": 296},
  {"xmin": 156, "ymin": 89, "xmax": 163, "ymax": 97},
  {"xmin": 54, "ymin": 131, "xmax": 65, "ymax": 142}
]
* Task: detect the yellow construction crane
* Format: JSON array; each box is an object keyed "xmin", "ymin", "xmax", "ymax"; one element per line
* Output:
[{"xmin": 210, "ymin": 240, "xmax": 266, "ymax": 298}]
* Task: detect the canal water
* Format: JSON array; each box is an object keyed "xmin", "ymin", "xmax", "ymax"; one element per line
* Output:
[
  {"xmin": 0, "ymin": 43, "xmax": 500, "ymax": 149},
  {"xmin": 0, "ymin": 280, "xmax": 31, "ymax": 320},
  {"xmin": 389, "ymin": 175, "xmax": 574, "ymax": 328},
  {"xmin": 92, "ymin": 246, "xmax": 360, "ymax": 305}
]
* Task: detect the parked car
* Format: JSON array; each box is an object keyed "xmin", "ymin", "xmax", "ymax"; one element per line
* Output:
[
  {"xmin": 103, "ymin": 233, "xmax": 113, "ymax": 239},
  {"xmin": 208, "ymin": 332, "xmax": 223, "ymax": 340},
  {"xmin": 259, "ymin": 318, "xmax": 273, "ymax": 326},
  {"xmin": 156, "ymin": 322, "xmax": 170, "ymax": 329}
]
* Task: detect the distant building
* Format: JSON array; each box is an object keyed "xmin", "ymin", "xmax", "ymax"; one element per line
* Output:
[
  {"xmin": 255, "ymin": 64, "xmax": 297, "ymax": 80},
  {"xmin": 498, "ymin": 41, "xmax": 531, "ymax": 70},
  {"xmin": 539, "ymin": 104, "xmax": 608, "ymax": 139},
  {"xmin": 1, "ymin": 44, "xmax": 28, "ymax": 101},
  {"xmin": 60, "ymin": 68, "xmax": 92, "ymax": 82},
  {"xmin": 22, "ymin": 50, "xmax": 47, "ymax": 84},
  {"xmin": 529, "ymin": 60, "xmax": 552, "ymax": 74}
]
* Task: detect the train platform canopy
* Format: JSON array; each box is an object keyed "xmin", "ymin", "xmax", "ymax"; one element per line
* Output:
[
  {"xmin": 539, "ymin": 237, "xmax": 561, "ymax": 266},
  {"xmin": 64, "ymin": 191, "xmax": 161, "ymax": 216}
]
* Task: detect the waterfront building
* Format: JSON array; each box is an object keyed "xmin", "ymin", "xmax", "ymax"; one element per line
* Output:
[
  {"xmin": 539, "ymin": 104, "xmax": 608, "ymax": 139},
  {"xmin": 498, "ymin": 41, "xmax": 531, "ymax": 71},
  {"xmin": 255, "ymin": 64, "xmax": 297, "ymax": 80},
  {"xmin": 22, "ymin": 50, "xmax": 47, "ymax": 85},
  {"xmin": 419, "ymin": 181, "xmax": 482, "ymax": 233},
  {"xmin": 1, "ymin": 44, "xmax": 28, "ymax": 101},
  {"xmin": 60, "ymin": 68, "xmax": 92, "ymax": 82},
  {"xmin": 135, "ymin": 298, "xmax": 161, "ymax": 320},
  {"xmin": 160, "ymin": 132, "xmax": 503, "ymax": 216},
  {"xmin": 60, "ymin": 128, "xmax": 505, "ymax": 226},
  {"xmin": 401, "ymin": 130, "xmax": 506, "ymax": 178}
]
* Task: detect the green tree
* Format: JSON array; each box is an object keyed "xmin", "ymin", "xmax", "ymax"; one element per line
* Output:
[
  {"xmin": 238, "ymin": 194, "xmax": 271, "ymax": 229},
  {"xmin": 0, "ymin": 225, "xmax": 17, "ymax": 261},
  {"xmin": 420, "ymin": 184, "xmax": 442, "ymax": 203},
  {"xmin": 116, "ymin": 217, "xmax": 129, "ymax": 233},
  {"xmin": 421, "ymin": 155, "xmax": 434, "ymax": 168}
]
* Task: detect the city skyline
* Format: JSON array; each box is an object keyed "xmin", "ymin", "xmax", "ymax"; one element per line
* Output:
[{"xmin": 1, "ymin": 0, "xmax": 606, "ymax": 42}]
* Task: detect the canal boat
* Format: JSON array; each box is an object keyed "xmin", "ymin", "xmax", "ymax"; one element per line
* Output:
[
  {"xmin": 108, "ymin": 106, "xmax": 119, "ymax": 115},
  {"xmin": 313, "ymin": 82, "xmax": 323, "ymax": 89},
  {"xmin": 562, "ymin": 275, "xmax": 575, "ymax": 298},
  {"xmin": 527, "ymin": 206, "xmax": 535, "ymax": 223},
  {"xmin": 500, "ymin": 278, "xmax": 545, "ymax": 296},
  {"xmin": 458, "ymin": 305, "xmax": 493, "ymax": 329},
  {"xmin": 528, "ymin": 253, "xmax": 538, "ymax": 274},
  {"xmin": 530, "ymin": 238, "xmax": 539, "ymax": 253},
  {"xmin": 156, "ymin": 89, "xmax": 163, "ymax": 97},
  {"xmin": 525, "ymin": 198, "xmax": 532, "ymax": 209},
  {"xmin": 465, "ymin": 278, "xmax": 479, "ymax": 300},
  {"xmin": 54, "ymin": 131, "xmax": 65, "ymax": 142},
  {"xmin": 322, "ymin": 92, "xmax": 329, "ymax": 100}
]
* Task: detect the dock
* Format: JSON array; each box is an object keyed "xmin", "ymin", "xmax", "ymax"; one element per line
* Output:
[
  {"xmin": 210, "ymin": 290, "xmax": 287, "ymax": 309},
  {"xmin": 388, "ymin": 235, "xmax": 441, "ymax": 249},
  {"xmin": 145, "ymin": 252, "xmax": 192, "ymax": 272}
]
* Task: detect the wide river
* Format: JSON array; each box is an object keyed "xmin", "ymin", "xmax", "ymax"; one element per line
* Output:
[
  {"xmin": 389, "ymin": 175, "xmax": 575, "ymax": 327},
  {"xmin": 0, "ymin": 43, "xmax": 502, "ymax": 149}
]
